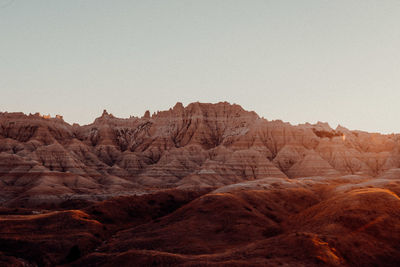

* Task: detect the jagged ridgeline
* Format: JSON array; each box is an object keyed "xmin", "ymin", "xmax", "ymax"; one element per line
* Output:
[{"xmin": 0, "ymin": 102, "xmax": 399, "ymax": 207}]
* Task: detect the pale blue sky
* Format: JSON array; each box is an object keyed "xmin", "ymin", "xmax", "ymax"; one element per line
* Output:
[{"xmin": 1, "ymin": 0, "xmax": 400, "ymax": 133}]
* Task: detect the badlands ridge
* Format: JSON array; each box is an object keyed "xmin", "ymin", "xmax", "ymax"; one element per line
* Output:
[{"xmin": 1, "ymin": 102, "xmax": 400, "ymax": 266}]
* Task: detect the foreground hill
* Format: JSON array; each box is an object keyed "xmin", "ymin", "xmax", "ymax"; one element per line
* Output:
[
  {"xmin": 1, "ymin": 102, "xmax": 400, "ymax": 266},
  {"xmin": 2, "ymin": 176, "xmax": 400, "ymax": 266}
]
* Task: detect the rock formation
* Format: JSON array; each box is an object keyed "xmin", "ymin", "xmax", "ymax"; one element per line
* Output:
[
  {"xmin": 1, "ymin": 102, "xmax": 399, "ymax": 206},
  {"xmin": 1, "ymin": 102, "xmax": 400, "ymax": 266}
]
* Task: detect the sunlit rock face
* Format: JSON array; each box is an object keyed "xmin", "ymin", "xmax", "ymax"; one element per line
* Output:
[{"xmin": 1, "ymin": 102, "xmax": 400, "ymax": 206}]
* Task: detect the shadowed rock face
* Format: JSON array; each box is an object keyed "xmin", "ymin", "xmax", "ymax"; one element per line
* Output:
[{"xmin": 1, "ymin": 102, "xmax": 400, "ymax": 266}]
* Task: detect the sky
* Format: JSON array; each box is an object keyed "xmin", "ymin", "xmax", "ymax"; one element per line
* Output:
[{"xmin": 1, "ymin": 0, "xmax": 400, "ymax": 133}]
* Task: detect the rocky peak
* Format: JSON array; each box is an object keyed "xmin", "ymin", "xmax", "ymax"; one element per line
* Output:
[
  {"xmin": 314, "ymin": 121, "xmax": 333, "ymax": 132},
  {"xmin": 173, "ymin": 102, "xmax": 184, "ymax": 111},
  {"xmin": 93, "ymin": 109, "xmax": 116, "ymax": 124},
  {"xmin": 143, "ymin": 110, "xmax": 151, "ymax": 119},
  {"xmin": 101, "ymin": 109, "xmax": 111, "ymax": 117}
]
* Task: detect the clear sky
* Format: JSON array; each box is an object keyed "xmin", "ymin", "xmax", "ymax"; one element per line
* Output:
[{"xmin": 1, "ymin": 0, "xmax": 400, "ymax": 133}]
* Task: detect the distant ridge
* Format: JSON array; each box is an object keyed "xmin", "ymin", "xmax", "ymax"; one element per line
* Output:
[{"xmin": 0, "ymin": 101, "xmax": 399, "ymax": 207}]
